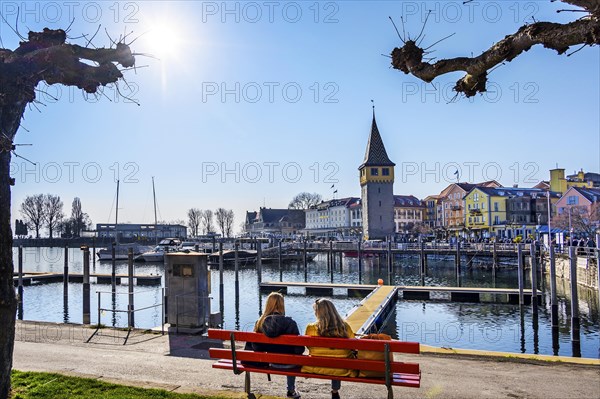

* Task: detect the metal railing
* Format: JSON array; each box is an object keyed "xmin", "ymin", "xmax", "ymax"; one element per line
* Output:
[{"xmin": 87, "ymin": 288, "xmax": 165, "ymax": 345}]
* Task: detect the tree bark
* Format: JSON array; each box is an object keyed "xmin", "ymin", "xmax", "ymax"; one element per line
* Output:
[{"xmin": 0, "ymin": 104, "xmax": 24, "ymax": 399}]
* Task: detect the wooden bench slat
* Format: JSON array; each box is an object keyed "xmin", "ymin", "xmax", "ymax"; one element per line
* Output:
[
  {"xmin": 209, "ymin": 349, "xmax": 420, "ymax": 374},
  {"xmin": 213, "ymin": 360, "xmax": 420, "ymax": 388},
  {"xmin": 207, "ymin": 329, "xmax": 420, "ymax": 354}
]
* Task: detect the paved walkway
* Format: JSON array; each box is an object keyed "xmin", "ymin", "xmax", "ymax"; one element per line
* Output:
[{"xmin": 12, "ymin": 321, "xmax": 600, "ymax": 399}]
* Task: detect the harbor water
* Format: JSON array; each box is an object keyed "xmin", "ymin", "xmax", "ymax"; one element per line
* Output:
[{"xmin": 12, "ymin": 247, "xmax": 600, "ymax": 358}]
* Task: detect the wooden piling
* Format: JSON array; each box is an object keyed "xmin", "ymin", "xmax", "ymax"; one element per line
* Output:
[
  {"xmin": 63, "ymin": 245, "xmax": 69, "ymax": 297},
  {"xmin": 387, "ymin": 241, "xmax": 392, "ymax": 284},
  {"xmin": 18, "ymin": 246, "xmax": 23, "ymax": 289},
  {"xmin": 357, "ymin": 241, "xmax": 362, "ymax": 284},
  {"xmin": 111, "ymin": 243, "xmax": 116, "ymax": 290},
  {"xmin": 303, "ymin": 240, "xmax": 307, "ymax": 282},
  {"xmin": 128, "ymin": 248, "xmax": 134, "ymax": 328},
  {"xmin": 517, "ymin": 244, "xmax": 524, "ymax": 306},
  {"xmin": 569, "ymin": 246, "xmax": 580, "ymax": 351},
  {"xmin": 82, "ymin": 246, "xmax": 90, "ymax": 325},
  {"xmin": 219, "ymin": 242, "xmax": 224, "ymax": 312},
  {"xmin": 492, "ymin": 242, "xmax": 498, "ymax": 270},
  {"xmin": 235, "ymin": 241, "xmax": 240, "ymax": 286},
  {"xmin": 257, "ymin": 240, "xmax": 263, "ymax": 284},
  {"xmin": 330, "ymin": 241, "xmax": 334, "ymax": 284},
  {"xmin": 549, "ymin": 243, "xmax": 558, "ymax": 329},
  {"xmin": 530, "ymin": 243, "xmax": 538, "ymax": 315},
  {"xmin": 455, "ymin": 242, "xmax": 461, "ymax": 287}
]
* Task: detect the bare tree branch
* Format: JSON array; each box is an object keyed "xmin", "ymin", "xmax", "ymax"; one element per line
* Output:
[{"xmin": 391, "ymin": 0, "xmax": 600, "ymax": 97}]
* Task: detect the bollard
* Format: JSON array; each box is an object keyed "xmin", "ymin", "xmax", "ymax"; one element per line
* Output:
[
  {"xmin": 530, "ymin": 243, "xmax": 538, "ymax": 315},
  {"xmin": 82, "ymin": 246, "xmax": 90, "ymax": 325},
  {"xmin": 569, "ymin": 246, "xmax": 580, "ymax": 355},
  {"xmin": 517, "ymin": 244, "xmax": 524, "ymax": 306},
  {"xmin": 128, "ymin": 248, "xmax": 134, "ymax": 328}
]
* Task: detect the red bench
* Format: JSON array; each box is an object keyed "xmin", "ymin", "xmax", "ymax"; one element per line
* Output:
[{"xmin": 208, "ymin": 329, "xmax": 421, "ymax": 399}]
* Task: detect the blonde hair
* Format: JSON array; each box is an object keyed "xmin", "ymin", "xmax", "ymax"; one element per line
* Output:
[
  {"xmin": 313, "ymin": 298, "xmax": 348, "ymax": 338},
  {"xmin": 255, "ymin": 292, "xmax": 285, "ymax": 332}
]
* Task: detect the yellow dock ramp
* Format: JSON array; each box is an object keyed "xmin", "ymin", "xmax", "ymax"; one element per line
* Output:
[{"xmin": 345, "ymin": 285, "xmax": 397, "ymax": 334}]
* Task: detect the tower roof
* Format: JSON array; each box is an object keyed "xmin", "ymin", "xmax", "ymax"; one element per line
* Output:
[{"xmin": 359, "ymin": 113, "xmax": 395, "ymax": 169}]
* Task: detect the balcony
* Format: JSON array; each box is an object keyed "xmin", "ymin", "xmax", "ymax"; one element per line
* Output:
[
  {"xmin": 451, "ymin": 205, "xmax": 462, "ymax": 210},
  {"xmin": 470, "ymin": 209, "xmax": 482, "ymax": 215}
]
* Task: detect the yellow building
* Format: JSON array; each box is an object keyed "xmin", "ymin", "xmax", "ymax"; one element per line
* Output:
[
  {"xmin": 464, "ymin": 187, "xmax": 509, "ymax": 238},
  {"xmin": 550, "ymin": 168, "xmax": 596, "ymax": 194}
]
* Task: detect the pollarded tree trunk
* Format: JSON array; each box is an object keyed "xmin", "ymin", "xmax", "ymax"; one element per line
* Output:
[
  {"xmin": 0, "ymin": 28, "xmax": 136, "ymax": 397},
  {"xmin": 0, "ymin": 103, "xmax": 26, "ymax": 399}
]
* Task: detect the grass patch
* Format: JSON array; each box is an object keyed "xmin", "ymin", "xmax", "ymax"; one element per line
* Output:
[{"xmin": 11, "ymin": 370, "xmax": 228, "ymax": 399}]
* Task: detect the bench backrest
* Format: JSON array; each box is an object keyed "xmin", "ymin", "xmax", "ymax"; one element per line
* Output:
[{"xmin": 208, "ymin": 329, "xmax": 420, "ymax": 354}]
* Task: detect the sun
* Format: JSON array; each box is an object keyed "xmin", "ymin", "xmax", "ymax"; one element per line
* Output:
[{"xmin": 144, "ymin": 21, "xmax": 182, "ymax": 60}]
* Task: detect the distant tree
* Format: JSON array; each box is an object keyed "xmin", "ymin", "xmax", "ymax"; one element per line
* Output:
[
  {"xmin": 70, "ymin": 197, "xmax": 91, "ymax": 237},
  {"xmin": 288, "ymin": 192, "xmax": 322, "ymax": 210},
  {"xmin": 553, "ymin": 203, "xmax": 600, "ymax": 238},
  {"xmin": 187, "ymin": 208, "xmax": 202, "ymax": 237},
  {"xmin": 216, "ymin": 208, "xmax": 235, "ymax": 238},
  {"xmin": 14, "ymin": 220, "xmax": 27, "ymax": 237},
  {"xmin": 43, "ymin": 194, "xmax": 64, "ymax": 239},
  {"xmin": 201, "ymin": 209, "xmax": 214, "ymax": 235},
  {"xmin": 19, "ymin": 194, "xmax": 45, "ymax": 239}
]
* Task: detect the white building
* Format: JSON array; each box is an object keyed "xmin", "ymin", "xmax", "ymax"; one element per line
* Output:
[{"xmin": 305, "ymin": 197, "xmax": 361, "ymax": 237}]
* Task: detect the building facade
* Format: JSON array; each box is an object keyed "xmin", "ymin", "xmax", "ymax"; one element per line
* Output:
[
  {"xmin": 96, "ymin": 223, "xmax": 187, "ymax": 240},
  {"xmin": 359, "ymin": 112, "xmax": 395, "ymax": 240},
  {"xmin": 550, "ymin": 168, "xmax": 598, "ymax": 194},
  {"xmin": 245, "ymin": 208, "xmax": 305, "ymax": 237},
  {"xmin": 304, "ymin": 197, "xmax": 361, "ymax": 237},
  {"xmin": 393, "ymin": 195, "xmax": 425, "ymax": 234}
]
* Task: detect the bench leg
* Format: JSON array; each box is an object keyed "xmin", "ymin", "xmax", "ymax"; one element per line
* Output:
[
  {"xmin": 387, "ymin": 386, "xmax": 393, "ymax": 399},
  {"xmin": 245, "ymin": 372, "xmax": 256, "ymax": 399}
]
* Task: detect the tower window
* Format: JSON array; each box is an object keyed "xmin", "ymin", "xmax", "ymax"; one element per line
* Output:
[
  {"xmin": 378, "ymin": 188, "xmax": 381, "ymax": 194},
  {"xmin": 371, "ymin": 168, "xmax": 379, "ymax": 176},
  {"xmin": 379, "ymin": 201, "xmax": 382, "ymax": 207},
  {"xmin": 382, "ymin": 168, "xmax": 390, "ymax": 176}
]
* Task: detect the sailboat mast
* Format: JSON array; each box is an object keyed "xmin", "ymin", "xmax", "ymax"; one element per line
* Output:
[
  {"xmin": 115, "ymin": 179, "xmax": 120, "ymax": 245},
  {"xmin": 152, "ymin": 177, "xmax": 158, "ymax": 245}
]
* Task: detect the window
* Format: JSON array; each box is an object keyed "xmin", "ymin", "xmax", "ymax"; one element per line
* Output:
[
  {"xmin": 382, "ymin": 168, "xmax": 390, "ymax": 176},
  {"xmin": 567, "ymin": 196, "xmax": 578, "ymax": 205},
  {"xmin": 379, "ymin": 201, "xmax": 382, "ymax": 207},
  {"xmin": 494, "ymin": 202, "xmax": 498, "ymax": 212},
  {"xmin": 474, "ymin": 193, "xmax": 479, "ymax": 201},
  {"xmin": 371, "ymin": 168, "xmax": 379, "ymax": 176}
]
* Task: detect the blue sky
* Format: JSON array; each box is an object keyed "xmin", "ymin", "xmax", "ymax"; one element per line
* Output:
[{"xmin": 3, "ymin": 1, "xmax": 599, "ymax": 234}]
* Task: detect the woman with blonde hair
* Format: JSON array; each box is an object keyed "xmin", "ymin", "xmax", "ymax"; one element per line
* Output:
[
  {"xmin": 301, "ymin": 298, "xmax": 356, "ymax": 399},
  {"xmin": 251, "ymin": 292, "xmax": 304, "ymax": 399}
]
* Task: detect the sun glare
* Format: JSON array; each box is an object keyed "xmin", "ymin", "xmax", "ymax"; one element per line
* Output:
[{"xmin": 145, "ymin": 21, "xmax": 182, "ymax": 60}]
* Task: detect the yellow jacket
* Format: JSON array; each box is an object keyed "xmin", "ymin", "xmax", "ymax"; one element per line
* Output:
[{"xmin": 300, "ymin": 322, "xmax": 357, "ymax": 377}]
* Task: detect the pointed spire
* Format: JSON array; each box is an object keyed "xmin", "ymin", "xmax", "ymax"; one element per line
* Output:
[{"xmin": 359, "ymin": 104, "xmax": 395, "ymax": 169}]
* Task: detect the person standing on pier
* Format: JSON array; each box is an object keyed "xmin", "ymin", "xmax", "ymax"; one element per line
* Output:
[
  {"xmin": 251, "ymin": 292, "xmax": 304, "ymax": 399},
  {"xmin": 302, "ymin": 298, "xmax": 357, "ymax": 399}
]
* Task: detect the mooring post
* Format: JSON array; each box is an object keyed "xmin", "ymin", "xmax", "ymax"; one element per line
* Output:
[
  {"xmin": 419, "ymin": 241, "xmax": 426, "ymax": 276},
  {"xmin": 219, "ymin": 242, "xmax": 224, "ymax": 312},
  {"xmin": 18, "ymin": 246, "xmax": 23, "ymax": 290},
  {"xmin": 330, "ymin": 241, "xmax": 334, "ymax": 284},
  {"xmin": 128, "ymin": 248, "xmax": 134, "ymax": 328},
  {"xmin": 569, "ymin": 246, "xmax": 580, "ymax": 355},
  {"xmin": 111, "ymin": 243, "xmax": 116, "ymax": 290},
  {"xmin": 92, "ymin": 237, "xmax": 96, "ymax": 269},
  {"xmin": 339, "ymin": 251, "xmax": 343, "ymax": 273},
  {"xmin": 492, "ymin": 241, "xmax": 498, "ymax": 270},
  {"xmin": 530, "ymin": 242, "xmax": 538, "ymax": 315},
  {"xmin": 278, "ymin": 239, "xmax": 283, "ymax": 282},
  {"xmin": 82, "ymin": 246, "xmax": 90, "ymax": 325},
  {"xmin": 387, "ymin": 240, "xmax": 393, "ymax": 284},
  {"xmin": 63, "ymin": 245, "xmax": 69, "ymax": 297},
  {"xmin": 517, "ymin": 244, "xmax": 524, "ymax": 306},
  {"xmin": 257, "ymin": 240, "xmax": 263, "ymax": 284},
  {"xmin": 358, "ymin": 240, "xmax": 362, "ymax": 284},
  {"xmin": 549, "ymin": 243, "xmax": 558, "ymax": 329},
  {"xmin": 234, "ymin": 241, "xmax": 240, "ymax": 287},
  {"xmin": 596, "ymin": 233, "xmax": 600, "ymax": 310},
  {"xmin": 455, "ymin": 241, "xmax": 461, "ymax": 287},
  {"xmin": 303, "ymin": 240, "xmax": 308, "ymax": 282}
]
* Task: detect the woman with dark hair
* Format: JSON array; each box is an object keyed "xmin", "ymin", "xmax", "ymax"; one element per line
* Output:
[
  {"xmin": 252, "ymin": 292, "xmax": 304, "ymax": 399},
  {"xmin": 301, "ymin": 298, "xmax": 356, "ymax": 399}
]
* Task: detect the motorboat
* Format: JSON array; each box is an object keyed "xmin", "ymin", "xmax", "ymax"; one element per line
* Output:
[
  {"xmin": 135, "ymin": 238, "xmax": 182, "ymax": 262},
  {"xmin": 97, "ymin": 243, "xmax": 153, "ymax": 260}
]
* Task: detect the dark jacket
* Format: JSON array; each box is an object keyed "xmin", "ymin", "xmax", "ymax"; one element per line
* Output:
[{"xmin": 252, "ymin": 313, "xmax": 304, "ymax": 355}]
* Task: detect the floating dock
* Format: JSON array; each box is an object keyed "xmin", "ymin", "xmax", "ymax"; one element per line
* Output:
[
  {"xmin": 345, "ymin": 285, "xmax": 398, "ymax": 335},
  {"xmin": 13, "ymin": 272, "xmax": 162, "ymax": 286},
  {"xmin": 259, "ymin": 281, "xmax": 541, "ymax": 304}
]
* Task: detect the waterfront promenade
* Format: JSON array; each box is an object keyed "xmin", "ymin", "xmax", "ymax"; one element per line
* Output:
[{"xmin": 12, "ymin": 321, "xmax": 600, "ymax": 399}]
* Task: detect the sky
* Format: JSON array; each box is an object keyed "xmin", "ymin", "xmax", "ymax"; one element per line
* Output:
[{"xmin": 2, "ymin": 0, "xmax": 599, "ymax": 235}]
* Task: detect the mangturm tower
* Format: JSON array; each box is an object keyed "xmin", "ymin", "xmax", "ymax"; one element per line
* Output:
[{"xmin": 359, "ymin": 108, "xmax": 395, "ymax": 240}]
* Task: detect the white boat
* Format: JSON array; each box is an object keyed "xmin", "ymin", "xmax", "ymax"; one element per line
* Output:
[
  {"xmin": 135, "ymin": 238, "xmax": 182, "ymax": 262},
  {"xmin": 97, "ymin": 243, "xmax": 153, "ymax": 260}
]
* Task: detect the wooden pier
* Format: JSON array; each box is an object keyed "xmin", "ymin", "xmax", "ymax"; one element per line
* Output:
[
  {"xmin": 13, "ymin": 271, "xmax": 162, "ymax": 286},
  {"xmin": 259, "ymin": 281, "xmax": 541, "ymax": 305},
  {"xmin": 345, "ymin": 285, "xmax": 398, "ymax": 335}
]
